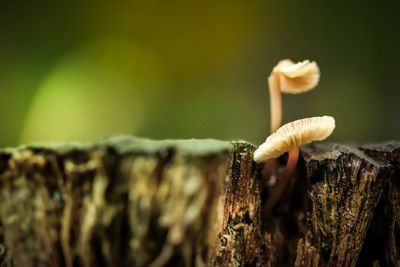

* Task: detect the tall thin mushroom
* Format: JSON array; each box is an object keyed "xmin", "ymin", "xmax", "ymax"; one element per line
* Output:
[
  {"xmin": 268, "ymin": 59, "xmax": 320, "ymax": 133},
  {"xmin": 255, "ymin": 116, "xmax": 335, "ymax": 211}
]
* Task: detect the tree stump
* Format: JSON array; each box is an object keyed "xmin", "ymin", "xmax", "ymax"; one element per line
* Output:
[{"xmin": 0, "ymin": 136, "xmax": 398, "ymax": 266}]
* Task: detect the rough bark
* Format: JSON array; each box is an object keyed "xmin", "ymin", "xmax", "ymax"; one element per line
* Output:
[
  {"xmin": 294, "ymin": 144, "xmax": 395, "ymax": 267},
  {"xmin": 358, "ymin": 142, "xmax": 400, "ymax": 266},
  {"xmin": 0, "ymin": 136, "xmax": 397, "ymax": 267}
]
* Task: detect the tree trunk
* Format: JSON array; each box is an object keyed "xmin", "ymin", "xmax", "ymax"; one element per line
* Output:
[{"xmin": 0, "ymin": 136, "xmax": 398, "ymax": 266}]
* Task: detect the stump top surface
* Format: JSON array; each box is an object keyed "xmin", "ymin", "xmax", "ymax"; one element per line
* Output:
[{"xmin": 1, "ymin": 135, "xmax": 233, "ymax": 157}]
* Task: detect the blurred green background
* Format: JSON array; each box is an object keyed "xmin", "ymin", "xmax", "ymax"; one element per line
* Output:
[{"xmin": 1, "ymin": 1, "xmax": 399, "ymax": 147}]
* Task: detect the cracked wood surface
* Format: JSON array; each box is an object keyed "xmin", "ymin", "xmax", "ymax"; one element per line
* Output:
[{"xmin": 0, "ymin": 136, "xmax": 397, "ymax": 267}]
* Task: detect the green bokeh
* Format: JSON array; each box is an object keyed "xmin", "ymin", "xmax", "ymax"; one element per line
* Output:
[
  {"xmin": 20, "ymin": 38, "xmax": 164, "ymax": 143},
  {"xmin": 0, "ymin": 1, "xmax": 399, "ymax": 146}
]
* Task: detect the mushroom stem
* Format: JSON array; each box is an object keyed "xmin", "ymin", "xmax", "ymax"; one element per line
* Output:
[
  {"xmin": 262, "ymin": 159, "xmax": 278, "ymax": 186},
  {"xmin": 268, "ymin": 75, "xmax": 282, "ymax": 133},
  {"xmin": 283, "ymin": 148, "xmax": 300, "ymax": 178},
  {"xmin": 265, "ymin": 148, "xmax": 299, "ymax": 212}
]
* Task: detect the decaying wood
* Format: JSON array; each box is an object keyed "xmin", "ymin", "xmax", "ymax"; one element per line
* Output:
[
  {"xmin": 210, "ymin": 142, "xmax": 268, "ymax": 266},
  {"xmin": 295, "ymin": 144, "xmax": 394, "ymax": 267},
  {"xmin": 0, "ymin": 136, "xmax": 398, "ymax": 266},
  {"xmin": 358, "ymin": 142, "xmax": 400, "ymax": 266}
]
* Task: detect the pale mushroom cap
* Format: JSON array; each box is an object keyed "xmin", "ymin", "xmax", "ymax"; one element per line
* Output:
[
  {"xmin": 273, "ymin": 59, "xmax": 320, "ymax": 94},
  {"xmin": 254, "ymin": 116, "xmax": 335, "ymax": 162}
]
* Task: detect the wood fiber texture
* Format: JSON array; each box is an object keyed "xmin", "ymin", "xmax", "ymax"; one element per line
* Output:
[{"xmin": 0, "ymin": 136, "xmax": 397, "ymax": 267}]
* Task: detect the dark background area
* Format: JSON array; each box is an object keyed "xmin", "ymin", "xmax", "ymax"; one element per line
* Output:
[{"xmin": 0, "ymin": 1, "xmax": 399, "ymax": 146}]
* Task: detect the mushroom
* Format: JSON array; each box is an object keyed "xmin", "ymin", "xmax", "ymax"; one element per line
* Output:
[
  {"xmin": 268, "ymin": 59, "xmax": 320, "ymax": 133},
  {"xmin": 254, "ymin": 116, "xmax": 335, "ymax": 211}
]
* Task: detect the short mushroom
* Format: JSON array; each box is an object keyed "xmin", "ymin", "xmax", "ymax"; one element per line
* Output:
[
  {"xmin": 254, "ymin": 116, "xmax": 335, "ymax": 211},
  {"xmin": 268, "ymin": 59, "xmax": 320, "ymax": 133}
]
